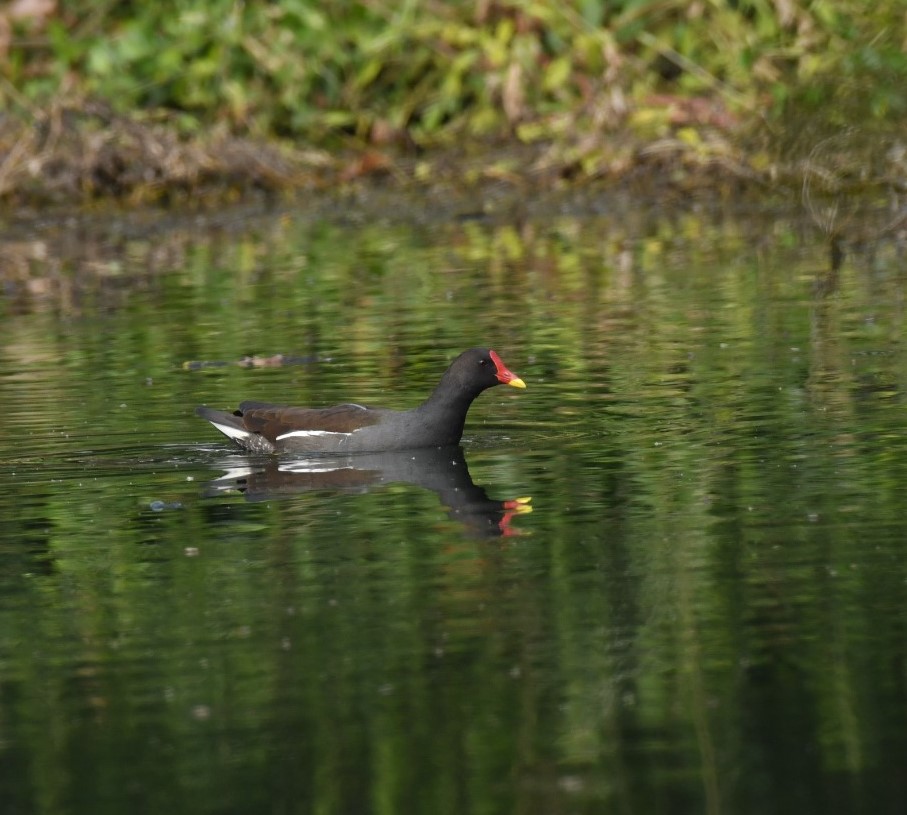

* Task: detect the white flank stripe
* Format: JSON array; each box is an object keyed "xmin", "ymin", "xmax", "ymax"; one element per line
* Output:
[{"xmin": 275, "ymin": 429, "xmax": 352, "ymax": 441}]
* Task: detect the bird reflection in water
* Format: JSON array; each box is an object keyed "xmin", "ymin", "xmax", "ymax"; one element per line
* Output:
[{"xmin": 202, "ymin": 446, "xmax": 531, "ymax": 538}]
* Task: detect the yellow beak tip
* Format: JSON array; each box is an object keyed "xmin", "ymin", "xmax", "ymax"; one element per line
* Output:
[{"xmin": 508, "ymin": 377, "xmax": 527, "ymax": 389}]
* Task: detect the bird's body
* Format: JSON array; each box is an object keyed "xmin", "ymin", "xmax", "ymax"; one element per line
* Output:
[{"xmin": 196, "ymin": 347, "xmax": 525, "ymax": 454}]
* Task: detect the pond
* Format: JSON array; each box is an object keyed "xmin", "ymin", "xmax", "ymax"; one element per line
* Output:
[{"xmin": 1, "ymin": 194, "xmax": 906, "ymax": 814}]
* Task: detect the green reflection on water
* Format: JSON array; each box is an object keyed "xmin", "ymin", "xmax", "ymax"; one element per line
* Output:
[{"xmin": 0, "ymin": 207, "xmax": 906, "ymax": 814}]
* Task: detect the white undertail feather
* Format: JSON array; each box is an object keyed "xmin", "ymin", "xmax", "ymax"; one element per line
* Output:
[{"xmin": 210, "ymin": 420, "xmax": 255, "ymax": 443}]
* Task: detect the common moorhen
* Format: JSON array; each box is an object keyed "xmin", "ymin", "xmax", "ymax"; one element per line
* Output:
[{"xmin": 196, "ymin": 347, "xmax": 525, "ymax": 454}]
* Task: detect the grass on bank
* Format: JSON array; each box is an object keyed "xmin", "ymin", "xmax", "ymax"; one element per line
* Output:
[{"xmin": 0, "ymin": 0, "xmax": 905, "ymax": 205}]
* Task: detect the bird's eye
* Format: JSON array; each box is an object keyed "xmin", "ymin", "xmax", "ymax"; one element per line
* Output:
[{"xmin": 479, "ymin": 359, "xmax": 487, "ymax": 366}]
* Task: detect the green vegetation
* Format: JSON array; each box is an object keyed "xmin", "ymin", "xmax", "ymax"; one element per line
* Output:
[{"xmin": 0, "ymin": 1, "xmax": 904, "ymax": 202}]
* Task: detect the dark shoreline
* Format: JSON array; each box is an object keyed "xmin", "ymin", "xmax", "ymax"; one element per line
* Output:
[{"xmin": 2, "ymin": 98, "xmax": 902, "ymax": 216}]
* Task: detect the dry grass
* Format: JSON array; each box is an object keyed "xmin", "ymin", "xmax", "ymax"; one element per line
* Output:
[
  {"xmin": 1, "ymin": 94, "xmax": 905, "ymax": 242},
  {"xmin": 0, "ymin": 98, "xmax": 333, "ymax": 205}
]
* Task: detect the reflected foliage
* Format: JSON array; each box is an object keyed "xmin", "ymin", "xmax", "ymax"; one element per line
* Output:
[{"xmin": 1, "ymin": 206, "xmax": 907, "ymax": 813}]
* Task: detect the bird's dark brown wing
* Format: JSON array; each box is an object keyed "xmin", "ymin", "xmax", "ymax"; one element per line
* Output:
[{"xmin": 237, "ymin": 402, "xmax": 383, "ymax": 442}]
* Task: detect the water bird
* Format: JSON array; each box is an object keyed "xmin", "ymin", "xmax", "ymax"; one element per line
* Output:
[{"xmin": 196, "ymin": 347, "xmax": 525, "ymax": 454}]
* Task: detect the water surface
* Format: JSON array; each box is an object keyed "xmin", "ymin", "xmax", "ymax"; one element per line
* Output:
[{"xmin": 1, "ymin": 200, "xmax": 906, "ymax": 814}]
